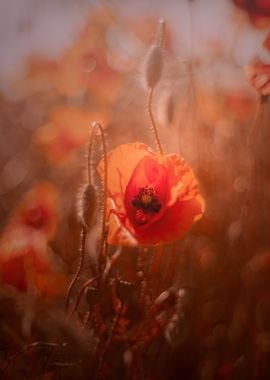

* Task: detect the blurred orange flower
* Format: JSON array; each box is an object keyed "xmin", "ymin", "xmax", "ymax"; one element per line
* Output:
[
  {"xmin": 23, "ymin": 9, "xmax": 121, "ymax": 102},
  {"xmin": 34, "ymin": 106, "xmax": 109, "ymax": 164},
  {"xmin": 98, "ymin": 143, "xmax": 204, "ymax": 246},
  {"xmin": 232, "ymin": 0, "xmax": 270, "ymax": 28},
  {"xmin": 56, "ymin": 42, "xmax": 119, "ymax": 101}
]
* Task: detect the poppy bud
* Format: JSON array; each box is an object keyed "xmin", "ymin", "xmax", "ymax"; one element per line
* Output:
[
  {"xmin": 155, "ymin": 19, "xmax": 166, "ymax": 48},
  {"xmin": 145, "ymin": 45, "xmax": 163, "ymax": 89},
  {"xmin": 77, "ymin": 183, "xmax": 98, "ymax": 228}
]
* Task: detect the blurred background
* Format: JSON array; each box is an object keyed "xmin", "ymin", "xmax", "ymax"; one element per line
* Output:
[{"xmin": 0, "ymin": 0, "xmax": 270, "ymax": 379}]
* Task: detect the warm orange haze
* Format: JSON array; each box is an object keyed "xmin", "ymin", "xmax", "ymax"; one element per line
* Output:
[{"xmin": 0, "ymin": 0, "xmax": 270, "ymax": 379}]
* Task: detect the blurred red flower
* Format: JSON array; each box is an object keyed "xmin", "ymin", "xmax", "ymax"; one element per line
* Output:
[
  {"xmin": 245, "ymin": 32, "xmax": 270, "ymax": 95},
  {"xmin": 263, "ymin": 31, "xmax": 270, "ymax": 50},
  {"xmin": 0, "ymin": 183, "xmax": 66, "ymax": 295},
  {"xmin": 245, "ymin": 61, "xmax": 270, "ymax": 95},
  {"xmin": 11, "ymin": 182, "xmax": 60, "ymax": 239},
  {"xmin": 98, "ymin": 143, "xmax": 204, "ymax": 246},
  {"xmin": 232, "ymin": 0, "xmax": 270, "ymax": 28}
]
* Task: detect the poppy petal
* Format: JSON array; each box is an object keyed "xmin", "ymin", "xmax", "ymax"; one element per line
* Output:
[
  {"xmin": 134, "ymin": 195, "xmax": 204, "ymax": 245},
  {"xmin": 98, "ymin": 143, "xmax": 155, "ymax": 214},
  {"xmin": 106, "ymin": 198, "xmax": 138, "ymax": 246},
  {"xmin": 124, "ymin": 155, "xmax": 169, "ymax": 228}
]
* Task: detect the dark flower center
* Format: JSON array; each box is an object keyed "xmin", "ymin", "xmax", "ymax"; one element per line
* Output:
[{"xmin": 132, "ymin": 187, "xmax": 162, "ymax": 216}]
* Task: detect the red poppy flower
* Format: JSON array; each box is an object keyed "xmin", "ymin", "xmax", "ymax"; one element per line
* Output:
[
  {"xmin": 98, "ymin": 143, "xmax": 204, "ymax": 246},
  {"xmin": 245, "ymin": 33, "xmax": 270, "ymax": 95},
  {"xmin": 0, "ymin": 225, "xmax": 49, "ymax": 292},
  {"xmin": 232, "ymin": 0, "xmax": 270, "ymax": 28},
  {"xmin": 0, "ymin": 183, "xmax": 67, "ymax": 295},
  {"xmin": 0, "ymin": 225, "xmax": 66, "ymax": 296},
  {"xmin": 245, "ymin": 61, "xmax": 270, "ymax": 95},
  {"xmin": 11, "ymin": 182, "xmax": 60, "ymax": 239},
  {"xmin": 263, "ymin": 31, "xmax": 270, "ymax": 50}
]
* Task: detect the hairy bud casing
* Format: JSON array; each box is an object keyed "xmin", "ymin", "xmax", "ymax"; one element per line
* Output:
[
  {"xmin": 145, "ymin": 45, "xmax": 163, "ymax": 89},
  {"xmin": 77, "ymin": 183, "xmax": 98, "ymax": 229}
]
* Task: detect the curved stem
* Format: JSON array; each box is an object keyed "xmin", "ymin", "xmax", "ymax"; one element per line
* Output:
[
  {"xmin": 66, "ymin": 123, "xmax": 107, "ymax": 312},
  {"xmin": 95, "ymin": 301, "xmax": 124, "ymax": 379},
  {"xmin": 68, "ymin": 276, "xmax": 98, "ymax": 319},
  {"xmin": 147, "ymin": 88, "xmax": 164, "ymax": 155},
  {"xmin": 80, "ymin": 310, "xmax": 91, "ymax": 334},
  {"xmin": 1, "ymin": 342, "xmax": 67, "ymax": 374},
  {"xmin": 65, "ymin": 226, "xmax": 87, "ymax": 311}
]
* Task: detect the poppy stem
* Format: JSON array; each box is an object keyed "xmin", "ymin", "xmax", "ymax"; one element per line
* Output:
[
  {"xmin": 65, "ymin": 226, "xmax": 87, "ymax": 311},
  {"xmin": 65, "ymin": 122, "xmax": 107, "ymax": 312},
  {"xmin": 68, "ymin": 276, "xmax": 98, "ymax": 319},
  {"xmin": 147, "ymin": 88, "xmax": 164, "ymax": 155},
  {"xmin": 150, "ymin": 244, "xmax": 165, "ymax": 297},
  {"xmin": 87, "ymin": 122, "xmax": 109, "ymax": 284},
  {"xmin": 161, "ymin": 242, "xmax": 178, "ymax": 290},
  {"xmin": 146, "ymin": 20, "xmax": 165, "ymax": 155},
  {"xmin": 241, "ymin": 95, "xmax": 268, "ymax": 221},
  {"xmin": 96, "ymin": 300, "xmax": 124, "ymax": 379},
  {"xmin": 1, "ymin": 341, "xmax": 68, "ymax": 374}
]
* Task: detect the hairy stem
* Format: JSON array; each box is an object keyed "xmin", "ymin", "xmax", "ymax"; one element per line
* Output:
[
  {"xmin": 65, "ymin": 226, "xmax": 87, "ymax": 311},
  {"xmin": 147, "ymin": 88, "xmax": 164, "ymax": 155}
]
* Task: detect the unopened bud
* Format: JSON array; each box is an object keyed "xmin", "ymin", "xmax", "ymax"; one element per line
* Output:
[
  {"xmin": 76, "ymin": 183, "xmax": 98, "ymax": 228},
  {"xmin": 155, "ymin": 19, "xmax": 166, "ymax": 48},
  {"xmin": 145, "ymin": 45, "xmax": 163, "ymax": 88}
]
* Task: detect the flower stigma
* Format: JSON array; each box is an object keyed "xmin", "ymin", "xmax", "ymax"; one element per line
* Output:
[{"xmin": 132, "ymin": 187, "xmax": 162, "ymax": 225}]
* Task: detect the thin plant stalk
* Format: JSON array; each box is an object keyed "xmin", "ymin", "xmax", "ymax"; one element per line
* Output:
[
  {"xmin": 95, "ymin": 301, "xmax": 124, "ymax": 379},
  {"xmin": 68, "ymin": 276, "xmax": 98, "ymax": 319},
  {"xmin": 1, "ymin": 342, "xmax": 67, "ymax": 374},
  {"xmin": 147, "ymin": 88, "xmax": 164, "ymax": 155},
  {"xmin": 65, "ymin": 227, "xmax": 87, "ymax": 311},
  {"xmin": 146, "ymin": 20, "xmax": 166, "ymax": 155}
]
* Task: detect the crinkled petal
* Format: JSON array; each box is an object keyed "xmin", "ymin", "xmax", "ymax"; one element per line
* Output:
[{"xmin": 134, "ymin": 195, "xmax": 205, "ymax": 245}]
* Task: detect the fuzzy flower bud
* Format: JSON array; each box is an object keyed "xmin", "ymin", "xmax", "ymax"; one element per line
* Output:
[
  {"xmin": 76, "ymin": 183, "xmax": 98, "ymax": 228},
  {"xmin": 145, "ymin": 44, "xmax": 163, "ymax": 89}
]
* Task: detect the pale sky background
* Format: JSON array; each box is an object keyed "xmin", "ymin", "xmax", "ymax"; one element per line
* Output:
[{"xmin": 0, "ymin": 0, "xmax": 267, "ymax": 95}]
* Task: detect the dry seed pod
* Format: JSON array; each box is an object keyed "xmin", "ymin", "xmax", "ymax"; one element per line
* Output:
[
  {"xmin": 76, "ymin": 183, "xmax": 98, "ymax": 228},
  {"xmin": 145, "ymin": 45, "xmax": 163, "ymax": 89}
]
